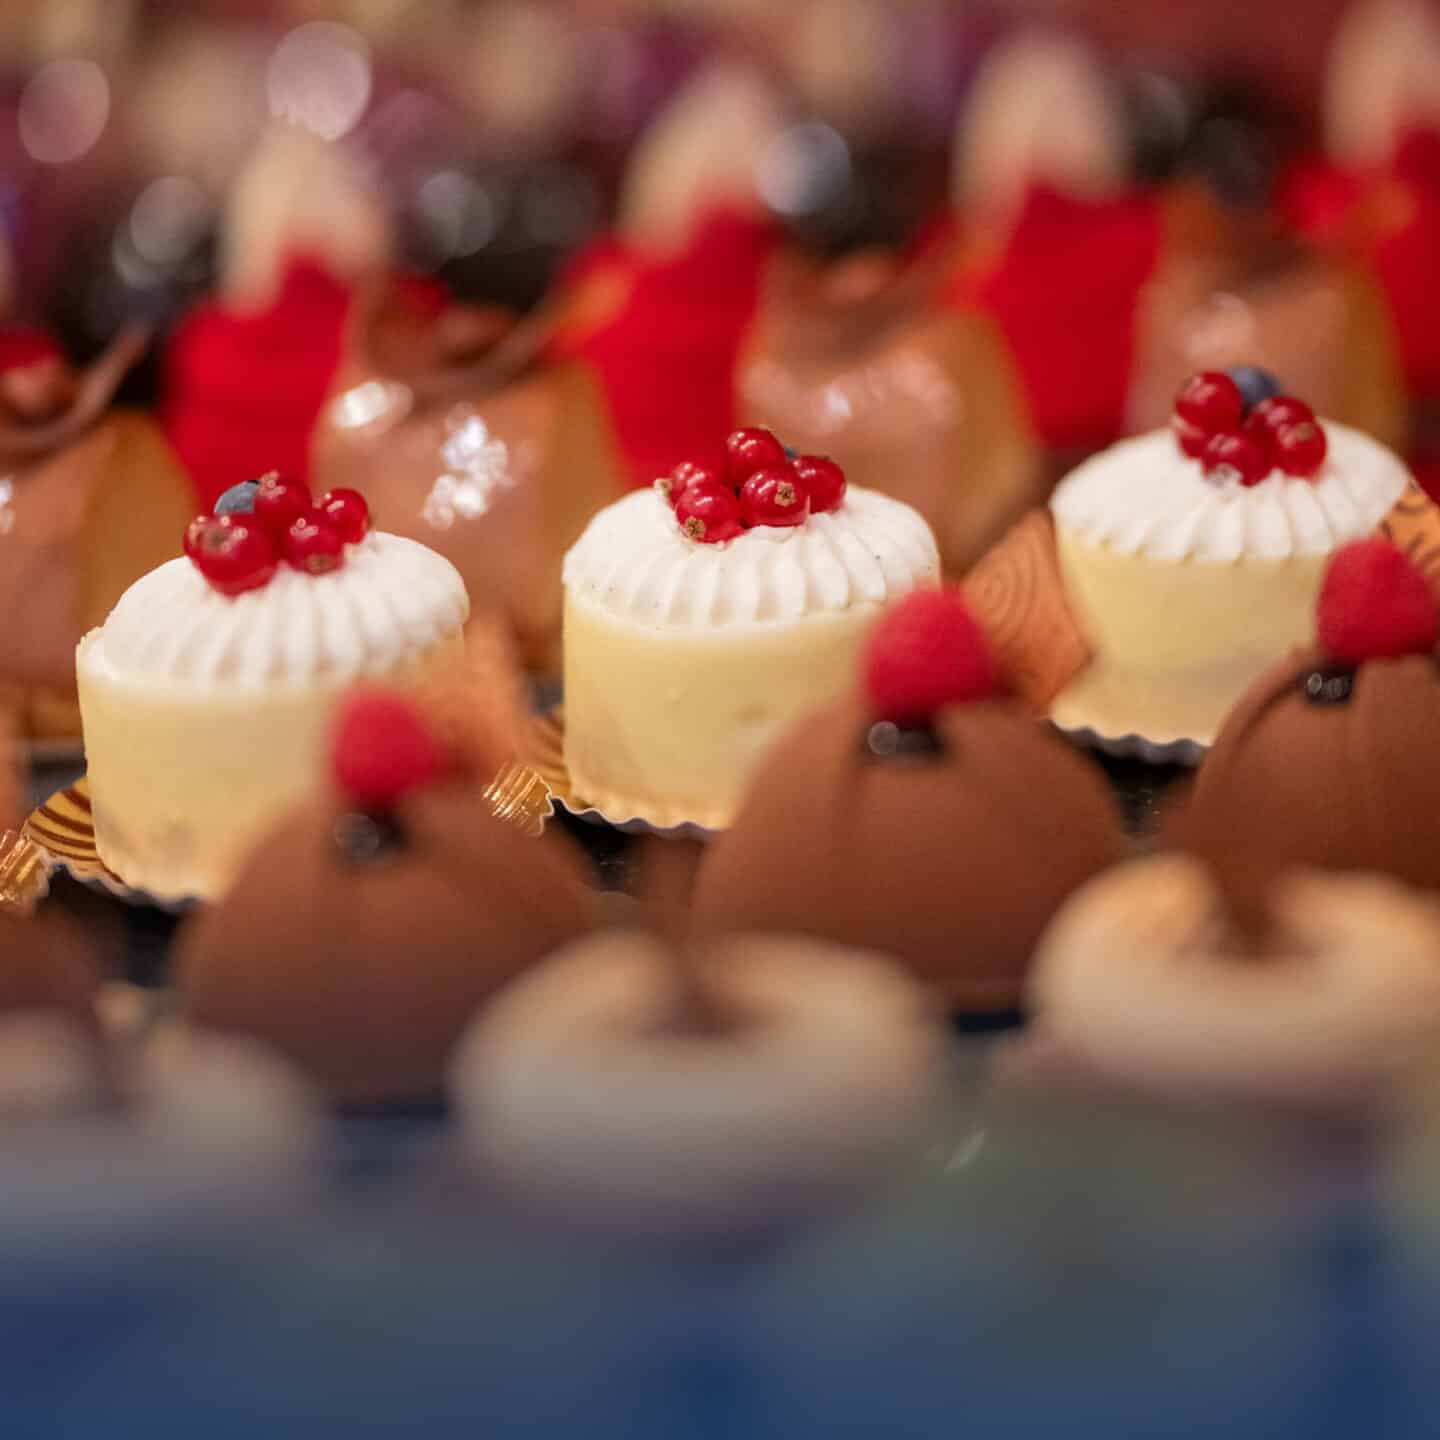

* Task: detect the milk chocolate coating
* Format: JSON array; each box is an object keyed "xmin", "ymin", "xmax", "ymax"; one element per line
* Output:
[
  {"xmin": 0, "ymin": 911, "xmax": 104, "ymax": 1032},
  {"xmin": 1180, "ymin": 646, "xmax": 1440, "ymax": 893},
  {"xmin": 691, "ymin": 695, "xmax": 1127, "ymax": 1011},
  {"xmin": 175, "ymin": 784, "xmax": 598, "ymax": 1107}
]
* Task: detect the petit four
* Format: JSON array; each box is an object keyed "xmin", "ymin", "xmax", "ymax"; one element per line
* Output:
[
  {"xmin": 1049, "ymin": 371, "xmax": 1411, "ymax": 746},
  {"xmin": 0, "ymin": 329, "xmax": 194, "ymax": 740},
  {"xmin": 175, "ymin": 691, "xmax": 596, "ymax": 1108},
  {"xmin": 692, "ymin": 589, "xmax": 1126, "ymax": 1010},
  {"xmin": 77, "ymin": 478, "xmax": 468, "ymax": 902},
  {"xmin": 1180, "ymin": 538, "xmax": 1440, "ymax": 891},
  {"xmin": 311, "ymin": 277, "xmax": 622, "ymax": 674},
  {"xmin": 561, "ymin": 434, "xmax": 940, "ymax": 830},
  {"xmin": 452, "ymin": 928, "xmax": 944, "ymax": 1236}
]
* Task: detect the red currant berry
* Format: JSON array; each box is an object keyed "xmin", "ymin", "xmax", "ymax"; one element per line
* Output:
[
  {"xmin": 1318, "ymin": 539, "xmax": 1437, "ymax": 664},
  {"xmin": 283, "ymin": 514, "xmax": 346, "ymax": 574},
  {"xmin": 740, "ymin": 467, "xmax": 809, "ymax": 528},
  {"xmin": 1270, "ymin": 419, "xmax": 1329, "ymax": 479},
  {"xmin": 675, "ymin": 480, "xmax": 744, "ymax": 544},
  {"xmin": 1175, "ymin": 372, "xmax": 1244, "ymax": 436},
  {"xmin": 864, "ymin": 589, "xmax": 997, "ymax": 725},
  {"xmin": 185, "ymin": 515, "xmax": 278, "ymax": 596},
  {"xmin": 332, "ymin": 688, "xmax": 450, "ymax": 813},
  {"xmin": 725, "ymin": 427, "xmax": 788, "ymax": 486},
  {"xmin": 251, "ymin": 472, "xmax": 312, "ymax": 539},
  {"xmin": 790, "ymin": 455, "xmax": 846, "ymax": 513},
  {"xmin": 1203, "ymin": 431, "xmax": 1271, "ymax": 488},
  {"xmin": 671, "ymin": 460, "xmax": 725, "ymax": 504},
  {"xmin": 315, "ymin": 488, "xmax": 371, "ymax": 544},
  {"xmin": 1245, "ymin": 395, "xmax": 1315, "ymax": 448},
  {"xmin": 1172, "ymin": 415, "xmax": 1212, "ymax": 459}
]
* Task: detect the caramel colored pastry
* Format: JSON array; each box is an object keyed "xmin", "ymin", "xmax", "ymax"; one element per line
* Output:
[
  {"xmin": 1126, "ymin": 198, "xmax": 1408, "ymax": 451},
  {"xmin": 561, "ymin": 451, "xmax": 939, "ymax": 831},
  {"xmin": 311, "ymin": 279, "xmax": 622, "ymax": 673},
  {"xmin": 176, "ymin": 692, "xmax": 596, "ymax": 1108},
  {"xmin": 77, "ymin": 492, "xmax": 468, "ymax": 903},
  {"xmin": 0, "ymin": 333, "xmax": 194, "ymax": 741},
  {"xmin": 452, "ymin": 929, "xmax": 944, "ymax": 1236},
  {"xmin": 1049, "ymin": 381, "xmax": 1411, "ymax": 747},
  {"xmin": 691, "ymin": 591, "xmax": 1126, "ymax": 1010},
  {"xmin": 1027, "ymin": 853, "xmax": 1440, "ymax": 1109},
  {"xmin": 737, "ymin": 249, "xmax": 1043, "ymax": 576},
  {"xmin": 1180, "ymin": 539, "xmax": 1440, "ymax": 892}
]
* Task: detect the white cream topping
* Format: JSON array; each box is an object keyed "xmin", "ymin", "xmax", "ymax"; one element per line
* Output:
[
  {"xmin": 80, "ymin": 532, "xmax": 468, "ymax": 688},
  {"xmin": 562, "ymin": 485, "xmax": 940, "ymax": 627},
  {"xmin": 1050, "ymin": 422, "xmax": 1411, "ymax": 562}
]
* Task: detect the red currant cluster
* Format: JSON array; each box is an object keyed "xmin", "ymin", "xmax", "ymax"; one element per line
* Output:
[
  {"xmin": 1173, "ymin": 371, "xmax": 1329, "ymax": 487},
  {"xmin": 657, "ymin": 428, "xmax": 847, "ymax": 544},
  {"xmin": 183, "ymin": 473, "xmax": 372, "ymax": 596}
]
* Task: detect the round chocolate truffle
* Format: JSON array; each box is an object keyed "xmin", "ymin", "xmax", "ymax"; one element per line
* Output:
[
  {"xmin": 692, "ymin": 591, "xmax": 1128, "ymax": 1011},
  {"xmin": 175, "ymin": 742, "xmax": 598, "ymax": 1109}
]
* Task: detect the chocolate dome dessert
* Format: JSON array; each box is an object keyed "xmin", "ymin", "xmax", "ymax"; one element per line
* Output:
[
  {"xmin": 691, "ymin": 589, "xmax": 1127, "ymax": 1011},
  {"xmin": 1181, "ymin": 537, "xmax": 1440, "ymax": 892},
  {"xmin": 175, "ymin": 690, "xmax": 597, "ymax": 1108}
]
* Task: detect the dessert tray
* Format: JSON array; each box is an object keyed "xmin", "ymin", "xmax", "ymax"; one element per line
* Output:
[{"xmin": 528, "ymin": 709, "xmax": 720, "ymax": 841}]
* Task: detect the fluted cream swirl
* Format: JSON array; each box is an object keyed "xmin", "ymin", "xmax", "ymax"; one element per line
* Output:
[
  {"xmin": 1051, "ymin": 422, "xmax": 1411, "ymax": 562},
  {"xmin": 80, "ymin": 533, "xmax": 468, "ymax": 688},
  {"xmin": 563, "ymin": 486, "xmax": 940, "ymax": 627}
]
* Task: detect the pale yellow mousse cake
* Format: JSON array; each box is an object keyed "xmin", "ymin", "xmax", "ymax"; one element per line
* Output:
[
  {"xmin": 1049, "ymin": 422, "xmax": 1411, "ymax": 747},
  {"xmin": 76, "ymin": 532, "xmax": 468, "ymax": 901},
  {"xmin": 561, "ymin": 485, "xmax": 940, "ymax": 829}
]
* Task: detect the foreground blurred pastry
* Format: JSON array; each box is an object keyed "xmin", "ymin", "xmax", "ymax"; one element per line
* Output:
[
  {"xmin": 1021, "ymin": 853, "xmax": 1440, "ymax": 1113},
  {"xmin": 1048, "ymin": 368, "xmax": 1412, "ymax": 747},
  {"xmin": 176, "ymin": 691, "xmax": 596, "ymax": 1108},
  {"xmin": 1180, "ymin": 538, "xmax": 1440, "ymax": 892},
  {"xmin": 692, "ymin": 589, "xmax": 1126, "ymax": 1010},
  {"xmin": 77, "ymin": 476, "xmax": 467, "ymax": 902},
  {"xmin": 0, "ymin": 328, "xmax": 193, "ymax": 741},
  {"xmin": 452, "ymin": 928, "xmax": 944, "ymax": 1237}
]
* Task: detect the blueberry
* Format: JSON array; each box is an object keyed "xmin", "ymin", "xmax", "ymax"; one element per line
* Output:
[
  {"xmin": 1226, "ymin": 366, "xmax": 1282, "ymax": 414},
  {"xmin": 214, "ymin": 481, "xmax": 260, "ymax": 516}
]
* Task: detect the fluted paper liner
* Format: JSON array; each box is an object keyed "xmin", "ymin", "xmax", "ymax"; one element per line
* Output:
[{"xmin": 962, "ymin": 508, "xmax": 1092, "ymax": 710}]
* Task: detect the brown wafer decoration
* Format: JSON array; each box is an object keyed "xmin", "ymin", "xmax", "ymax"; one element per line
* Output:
[{"xmin": 1375, "ymin": 481, "xmax": 1440, "ymax": 606}]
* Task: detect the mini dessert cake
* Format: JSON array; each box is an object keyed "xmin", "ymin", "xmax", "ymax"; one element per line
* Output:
[
  {"xmin": 176, "ymin": 692, "xmax": 596, "ymax": 1108},
  {"xmin": 1179, "ymin": 539, "xmax": 1440, "ymax": 893},
  {"xmin": 451, "ymin": 928, "xmax": 944, "ymax": 1237},
  {"xmin": 0, "ymin": 329, "xmax": 194, "ymax": 741},
  {"xmin": 77, "ymin": 476, "xmax": 468, "ymax": 901},
  {"xmin": 691, "ymin": 590, "xmax": 1126, "ymax": 1010},
  {"xmin": 1049, "ymin": 368, "xmax": 1412, "ymax": 747},
  {"xmin": 736, "ymin": 248, "xmax": 1043, "ymax": 576},
  {"xmin": 1022, "ymin": 853, "xmax": 1440, "ymax": 1112},
  {"xmin": 561, "ymin": 432, "xmax": 940, "ymax": 830},
  {"xmin": 310, "ymin": 276, "xmax": 622, "ymax": 674}
]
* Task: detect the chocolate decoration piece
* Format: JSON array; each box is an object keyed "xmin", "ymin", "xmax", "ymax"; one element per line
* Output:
[
  {"xmin": 1179, "ymin": 645, "xmax": 1440, "ymax": 895},
  {"xmin": 176, "ymin": 780, "xmax": 597, "ymax": 1108},
  {"xmin": 332, "ymin": 812, "xmax": 407, "ymax": 864},
  {"xmin": 863, "ymin": 721, "xmax": 947, "ymax": 761},
  {"xmin": 693, "ymin": 694, "xmax": 1127, "ymax": 1012},
  {"xmin": 1303, "ymin": 666, "xmax": 1357, "ymax": 706}
]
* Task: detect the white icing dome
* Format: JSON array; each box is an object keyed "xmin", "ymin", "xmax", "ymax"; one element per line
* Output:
[
  {"xmin": 79, "ymin": 532, "xmax": 468, "ymax": 688},
  {"xmin": 1050, "ymin": 422, "xmax": 1411, "ymax": 563},
  {"xmin": 563, "ymin": 486, "xmax": 940, "ymax": 627}
]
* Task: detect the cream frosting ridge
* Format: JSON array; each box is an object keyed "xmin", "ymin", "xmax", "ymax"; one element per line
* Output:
[
  {"xmin": 563, "ymin": 486, "xmax": 940, "ymax": 626},
  {"xmin": 1050, "ymin": 423, "xmax": 1411, "ymax": 562},
  {"xmin": 79, "ymin": 533, "xmax": 468, "ymax": 687}
]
